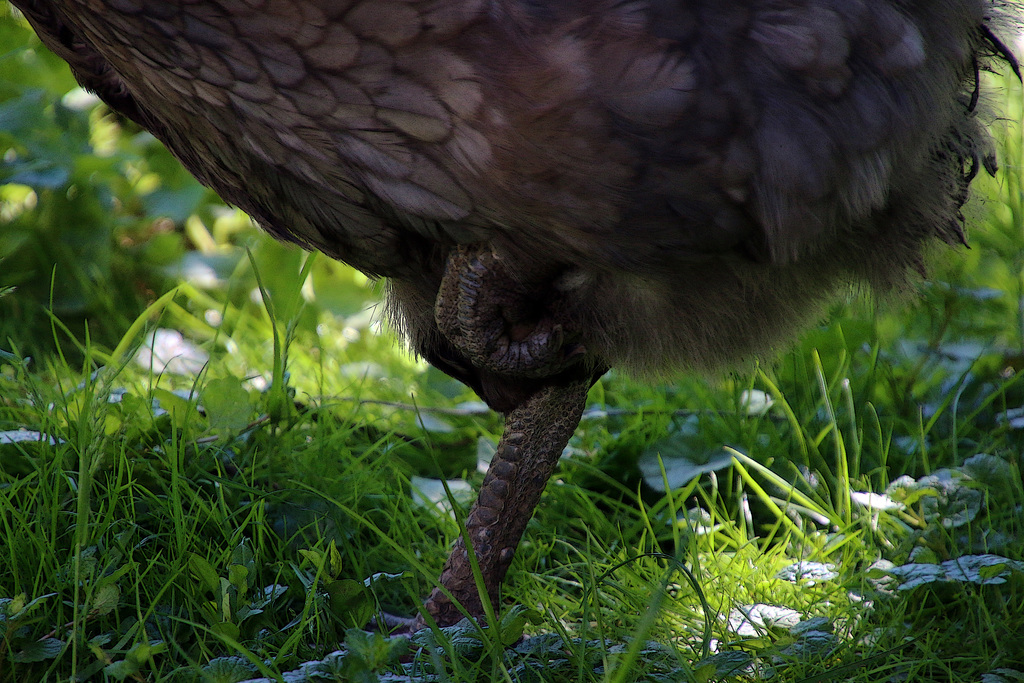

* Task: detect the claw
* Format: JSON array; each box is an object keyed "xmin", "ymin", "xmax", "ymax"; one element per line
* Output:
[{"xmin": 436, "ymin": 245, "xmax": 584, "ymax": 378}]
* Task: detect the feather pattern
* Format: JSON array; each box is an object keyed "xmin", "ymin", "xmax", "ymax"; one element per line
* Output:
[{"xmin": 11, "ymin": 0, "xmax": 1018, "ymax": 390}]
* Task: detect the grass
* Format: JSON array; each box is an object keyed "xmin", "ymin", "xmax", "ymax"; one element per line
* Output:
[{"xmin": 2, "ymin": 7, "xmax": 1024, "ymax": 682}]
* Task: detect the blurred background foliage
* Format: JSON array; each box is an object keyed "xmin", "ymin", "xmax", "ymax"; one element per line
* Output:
[{"xmin": 0, "ymin": 6, "xmax": 388, "ymax": 357}]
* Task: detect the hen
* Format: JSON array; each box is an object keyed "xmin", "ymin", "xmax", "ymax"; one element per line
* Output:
[{"xmin": 11, "ymin": 0, "xmax": 1019, "ymax": 628}]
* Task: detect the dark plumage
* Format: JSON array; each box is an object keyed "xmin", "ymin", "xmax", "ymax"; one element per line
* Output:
[{"xmin": 12, "ymin": 0, "xmax": 1019, "ymax": 627}]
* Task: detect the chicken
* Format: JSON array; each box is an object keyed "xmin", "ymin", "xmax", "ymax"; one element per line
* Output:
[{"xmin": 11, "ymin": 0, "xmax": 1019, "ymax": 628}]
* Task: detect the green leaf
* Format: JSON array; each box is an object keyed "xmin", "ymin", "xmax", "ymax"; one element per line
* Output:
[
  {"xmin": 327, "ymin": 579, "xmax": 366, "ymax": 610},
  {"xmin": 979, "ymin": 563, "xmax": 1010, "ymax": 580},
  {"xmin": 211, "ymin": 621, "xmax": 240, "ymax": 641},
  {"xmin": 127, "ymin": 640, "xmax": 167, "ymax": 664},
  {"xmin": 188, "ymin": 554, "xmax": 221, "ymax": 594},
  {"xmin": 14, "ymin": 637, "xmax": 64, "ymax": 663},
  {"xmin": 201, "ymin": 656, "xmax": 260, "ymax": 683},
  {"xmin": 91, "ymin": 584, "xmax": 119, "ymax": 616},
  {"xmin": 103, "ymin": 659, "xmax": 139, "ymax": 681},
  {"xmin": 4, "ymin": 592, "xmax": 57, "ymax": 619},
  {"xmin": 499, "ymin": 605, "xmax": 535, "ymax": 646},
  {"xmin": 218, "ymin": 577, "xmax": 233, "ymax": 621},
  {"xmin": 227, "ymin": 564, "xmax": 249, "ymax": 595},
  {"xmin": 298, "ymin": 549, "xmax": 324, "ymax": 570},
  {"xmin": 327, "ymin": 579, "xmax": 373, "ymax": 628},
  {"xmin": 328, "ymin": 540, "xmax": 344, "ymax": 578},
  {"xmin": 229, "ymin": 541, "xmax": 255, "ymax": 574},
  {"xmin": 7, "ymin": 593, "xmax": 26, "ymax": 616},
  {"xmin": 203, "ymin": 377, "xmax": 253, "ymax": 432}
]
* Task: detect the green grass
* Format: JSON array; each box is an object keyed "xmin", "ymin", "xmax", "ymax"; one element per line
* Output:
[{"xmin": 2, "ymin": 6, "xmax": 1024, "ymax": 681}]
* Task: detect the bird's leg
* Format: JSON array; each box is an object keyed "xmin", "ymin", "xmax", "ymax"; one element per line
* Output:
[
  {"xmin": 435, "ymin": 245, "xmax": 584, "ymax": 378},
  {"xmin": 408, "ymin": 244, "xmax": 596, "ymax": 629},
  {"xmin": 419, "ymin": 378, "xmax": 590, "ymax": 627}
]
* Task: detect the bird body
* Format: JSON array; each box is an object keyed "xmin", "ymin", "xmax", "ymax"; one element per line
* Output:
[{"xmin": 13, "ymin": 0, "xmax": 1018, "ymax": 626}]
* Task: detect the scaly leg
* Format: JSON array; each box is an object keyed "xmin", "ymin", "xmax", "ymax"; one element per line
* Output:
[{"xmin": 420, "ymin": 378, "xmax": 590, "ymax": 627}]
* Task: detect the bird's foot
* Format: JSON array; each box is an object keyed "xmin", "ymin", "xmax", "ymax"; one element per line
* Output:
[{"xmin": 435, "ymin": 245, "xmax": 584, "ymax": 378}]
